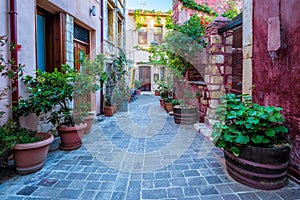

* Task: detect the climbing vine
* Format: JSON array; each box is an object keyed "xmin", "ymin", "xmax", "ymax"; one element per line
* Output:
[
  {"xmin": 137, "ymin": 14, "xmax": 207, "ymax": 76},
  {"xmin": 133, "ymin": 9, "xmax": 171, "ymax": 29},
  {"xmin": 179, "ymin": 0, "xmax": 218, "ymax": 16},
  {"xmin": 221, "ymin": 0, "xmax": 240, "ymax": 20}
]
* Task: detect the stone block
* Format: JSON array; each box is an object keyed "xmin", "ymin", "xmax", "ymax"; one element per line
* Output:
[
  {"xmin": 210, "ymin": 76, "xmax": 224, "ymax": 84},
  {"xmin": 226, "ymin": 46, "xmax": 233, "ymax": 54},
  {"xmin": 207, "ymin": 85, "xmax": 221, "ymax": 91},
  {"xmin": 227, "ymin": 56, "xmax": 232, "ymax": 65},
  {"xmin": 209, "ymin": 99, "xmax": 220, "ymax": 109},
  {"xmin": 204, "ymin": 75, "xmax": 210, "ymax": 83},
  {"xmin": 211, "ymin": 35, "xmax": 222, "ymax": 44},
  {"xmin": 210, "ymin": 91, "xmax": 224, "ymax": 99},
  {"xmin": 243, "ymin": 44, "xmax": 253, "ymax": 59},
  {"xmin": 209, "ymin": 65, "xmax": 219, "ymax": 74},
  {"xmin": 210, "ymin": 46, "xmax": 219, "ymax": 53},
  {"xmin": 212, "ymin": 55, "xmax": 224, "ymax": 64},
  {"xmin": 206, "ymin": 107, "xmax": 216, "ymax": 118},
  {"xmin": 225, "ymin": 66, "xmax": 232, "ymax": 74},
  {"xmin": 226, "ymin": 36, "xmax": 233, "ymax": 45}
]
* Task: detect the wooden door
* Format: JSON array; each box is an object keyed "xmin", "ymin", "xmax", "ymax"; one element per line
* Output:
[
  {"xmin": 139, "ymin": 66, "xmax": 151, "ymax": 91},
  {"xmin": 74, "ymin": 41, "xmax": 89, "ymax": 72},
  {"xmin": 74, "ymin": 41, "xmax": 93, "ymax": 111}
]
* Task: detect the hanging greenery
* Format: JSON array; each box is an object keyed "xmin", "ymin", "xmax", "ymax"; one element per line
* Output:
[
  {"xmin": 179, "ymin": 0, "xmax": 218, "ymax": 16},
  {"xmin": 140, "ymin": 14, "xmax": 207, "ymax": 76},
  {"xmin": 221, "ymin": 0, "xmax": 240, "ymax": 20},
  {"xmin": 133, "ymin": 9, "xmax": 171, "ymax": 29}
]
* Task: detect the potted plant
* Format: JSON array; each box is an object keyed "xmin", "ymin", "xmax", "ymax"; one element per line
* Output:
[
  {"xmin": 212, "ymin": 94, "xmax": 290, "ymax": 190},
  {"xmin": 104, "ymin": 52, "xmax": 127, "ymax": 116},
  {"xmin": 20, "ymin": 65, "xmax": 87, "ymax": 151},
  {"xmin": 134, "ymin": 80, "xmax": 141, "ymax": 95},
  {"xmin": 75, "ymin": 54, "xmax": 107, "ymax": 133},
  {"xmin": 104, "ymin": 96, "xmax": 114, "ymax": 117},
  {"xmin": 172, "ymin": 91, "xmax": 198, "ymax": 125},
  {"xmin": 163, "ymin": 97, "xmax": 173, "ymax": 113},
  {"xmin": 0, "ymin": 35, "xmax": 53, "ymax": 174}
]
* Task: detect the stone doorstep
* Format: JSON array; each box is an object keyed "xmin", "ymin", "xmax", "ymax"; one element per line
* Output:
[{"xmin": 194, "ymin": 123, "xmax": 213, "ymax": 141}]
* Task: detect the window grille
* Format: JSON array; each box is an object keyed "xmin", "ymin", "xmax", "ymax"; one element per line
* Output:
[{"xmin": 74, "ymin": 24, "xmax": 89, "ymax": 43}]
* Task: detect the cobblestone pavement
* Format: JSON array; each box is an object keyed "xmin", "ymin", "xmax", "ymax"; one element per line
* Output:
[{"xmin": 0, "ymin": 94, "xmax": 300, "ymax": 200}]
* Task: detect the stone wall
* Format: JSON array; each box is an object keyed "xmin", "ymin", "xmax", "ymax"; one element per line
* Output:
[
  {"xmin": 204, "ymin": 16, "xmax": 232, "ymax": 128},
  {"xmin": 65, "ymin": 14, "xmax": 74, "ymax": 68}
]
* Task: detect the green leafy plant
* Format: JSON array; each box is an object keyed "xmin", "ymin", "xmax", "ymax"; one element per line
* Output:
[
  {"xmin": 180, "ymin": 0, "xmax": 218, "ymax": 16},
  {"xmin": 0, "ymin": 35, "xmax": 39, "ymax": 165},
  {"xmin": 74, "ymin": 54, "xmax": 107, "ymax": 116},
  {"xmin": 134, "ymin": 80, "xmax": 141, "ymax": 89},
  {"xmin": 172, "ymin": 99, "xmax": 182, "ymax": 106},
  {"xmin": 212, "ymin": 94, "xmax": 289, "ymax": 156},
  {"xmin": 18, "ymin": 64, "xmax": 80, "ymax": 127}
]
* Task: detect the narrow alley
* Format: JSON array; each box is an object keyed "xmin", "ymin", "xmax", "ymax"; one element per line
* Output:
[{"xmin": 0, "ymin": 94, "xmax": 299, "ymax": 200}]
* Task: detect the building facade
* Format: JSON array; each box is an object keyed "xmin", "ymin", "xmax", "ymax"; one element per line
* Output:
[
  {"xmin": 0, "ymin": 0, "xmax": 126, "ymax": 131},
  {"xmin": 126, "ymin": 10, "xmax": 171, "ymax": 92}
]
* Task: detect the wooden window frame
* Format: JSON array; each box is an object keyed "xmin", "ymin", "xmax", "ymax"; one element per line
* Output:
[
  {"xmin": 107, "ymin": 3, "xmax": 114, "ymax": 42},
  {"xmin": 138, "ymin": 25, "xmax": 148, "ymax": 45},
  {"xmin": 35, "ymin": 7, "xmax": 65, "ymax": 72},
  {"xmin": 154, "ymin": 25, "xmax": 163, "ymax": 44}
]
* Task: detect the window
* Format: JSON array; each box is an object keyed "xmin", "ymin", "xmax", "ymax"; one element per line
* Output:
[
  {"xmin": 154, "ymin": 26, "xmax": 163, "ymax": 44},
  {"xmin": 138, "ymin": 26, "xmax": 147, "ymax": 44},
  {"xmin": 107, "ymin": 4, "xmax": 114, "ymax": 42},
  {"xmin": 36, "ymin": 8, "xmax": 65, "ymax": 72},
  {"xmin": 36, "ymin": 14, "xmax": 46, "ymax": 72},
  {"xmin": 117, "ymin": 16, "xmax": 123, "ymax": 47},
  {"xmin": 154, "ymin": 73, "xmax": 159, "ymax": 82}
]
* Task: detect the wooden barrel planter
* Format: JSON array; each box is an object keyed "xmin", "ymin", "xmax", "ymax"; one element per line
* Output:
[
  {"xmin": 173, "ymin": 105, "xmax": 197, "ymax": 125},
  {"xmin": 224, "ymin": 143, "xmax": 291, "ymax": 190}
]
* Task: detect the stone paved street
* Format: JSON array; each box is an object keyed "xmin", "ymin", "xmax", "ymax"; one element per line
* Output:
[{"xmin": 0, "ymin": 94, "xmax": 299, "ymax": 200}]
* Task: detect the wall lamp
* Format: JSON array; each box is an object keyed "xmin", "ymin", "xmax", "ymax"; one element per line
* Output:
[{"xmin": 90, "ymin": 5, "xmax": 96, "ymax": 16}]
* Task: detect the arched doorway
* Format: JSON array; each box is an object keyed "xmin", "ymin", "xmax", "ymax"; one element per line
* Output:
[{"xmin": 139, "ymin": 66, "xmax": 151, "ymax": 91}]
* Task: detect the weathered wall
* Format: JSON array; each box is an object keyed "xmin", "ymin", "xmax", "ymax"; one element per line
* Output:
[
  {"xmin": 0, "ymin": 0, "xmax": 10, "ymax": 125},
  {"xmin": 252, "ymin": 0, "xmax": 300, "ymax": 181}
]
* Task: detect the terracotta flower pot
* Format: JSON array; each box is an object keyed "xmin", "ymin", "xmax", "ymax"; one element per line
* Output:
[
  {"xmin": 57, "ymin": 123, "xmax": 87, "ymax": 151},
  {"xmin": 13, "ymin": 132, "xmax": 54, "ymax": 175},
  {"xmin": 164, "ymin": 102, "xmax": 173, "ymax": 113},
  {"xmin": 155, "ymin": 90, "xmax": 160, "ymax": 96},
  {"xmin": 104, "ymin": 106, "xmax": 114, "ymax": 117},
  {"xmin": 112, "ymin": 104, "xmax": 118, "ymax": 114},
  {"xmin": 136, "ymin": 89, "xmax": 141, "ymax": 96},
  {"xmin": 159, "ymin": 98, "xmax": 164, "ymax": 107},
  {"xmin": 83, "ymin": 114, "xmax": 95, "ymax": 134}
]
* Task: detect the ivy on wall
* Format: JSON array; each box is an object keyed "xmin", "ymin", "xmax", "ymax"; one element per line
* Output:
[
  {"xmin": 179, "ymin": 0, "xmax": 218, "ymax": 16},
  {"xmin": 133, "ymin": 9, "xmax": 171, "ymax": 29},
  {"xmin": 179, "ymin": 0, "xmax": 240, "ymax": 20}
]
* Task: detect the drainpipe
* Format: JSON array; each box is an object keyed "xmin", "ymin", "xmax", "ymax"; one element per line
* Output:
[
  {"xmin": 9, "ymin": 0, "xmax": 19, "ymax": 122},
  {"xmin": 100, "ymin": 0, "xmax": 104, "ymax": 115}
]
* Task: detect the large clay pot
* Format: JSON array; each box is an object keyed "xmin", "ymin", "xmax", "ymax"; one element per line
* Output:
[
  {"xmin": 136, "ymin": 89, "xmax": 141, "ymax": 96},
  {"xmin": 83, "ymin": 114, "xmax": 95, "ymax": 134},
  {"xmin": 224, "ymin": 143, "xmax": 291, "ymax": 190},
  {"xmin": 13, "ymin": 132, "xmax": 54, "ymax": 175},
  {"xmin": 159, "ymin": 98, "xmax": 164, "ymax": 107},
  {"xmin": 57, "ymin": 123, "xmax": 87, "ymax": 151},
  {"xmin": 173, "ymin": 105, "xmax": 197, "ymax": 125},
  {"xmin": 104, "ymin": 106, "xmax": 114, "ymax": 117},
  {"xmin": 164, "ymin": 102, "xmax": 173, "ymax": 113}
]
